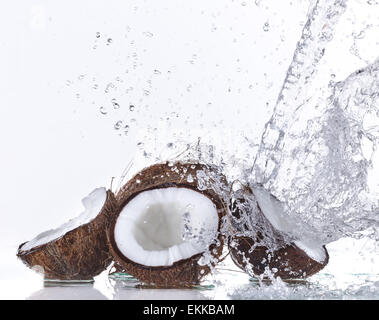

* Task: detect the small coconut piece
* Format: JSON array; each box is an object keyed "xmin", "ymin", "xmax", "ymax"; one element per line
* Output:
[
  {"xmin": 17, "ymin": 188, "xmax": 117, "ymax": 280},
  {"xmin": 229, "ymin": 185, "xmax": 329, "ymax": 279},
  {"xmin": 107, "ymin": 161, "xmax": 227, "ymax": 287}
]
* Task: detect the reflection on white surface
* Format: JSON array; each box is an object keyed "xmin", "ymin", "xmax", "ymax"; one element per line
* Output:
[
  {"xmin": 113, "ymin": 286, "xmax": 208, "ymax": 300},
  {"xmin": 0, "ymin": 246, "xmax": 43, "ymax": 300},
  {"xmin": 28, "ymin": 285, "xmax": 108, "ymax": 300}
]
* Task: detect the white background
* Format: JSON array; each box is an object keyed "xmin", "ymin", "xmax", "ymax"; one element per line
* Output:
[{"xmin": 0, "ymin": 0, "xmax": 378, "ymax": 299}]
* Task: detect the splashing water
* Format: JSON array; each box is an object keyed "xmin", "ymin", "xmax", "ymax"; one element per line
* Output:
[
  {"xmin": 272, "ymin": 61, "xmax": 379, "ymax": 244},
  {"xmin": 251, "ymin": 0, "xmax": 379, "ymax": 247},
  {"xmin": 253, "ymin": 0, "xmax": 348, "ymax": 186},
  {"xmin": 67, "ymin": 0, "xmax": 379, "ymax": 296}
]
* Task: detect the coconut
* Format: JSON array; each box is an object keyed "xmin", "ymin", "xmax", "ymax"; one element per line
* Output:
[
  {"xmin": 229, "ymin": 185, "xmax": 329, "ymax": 279},
  {"xmin": 107, "ymin": 161, "xmax": 227, "ymax": 288},
  {"xmin": 17, "ymin": 188, "xmax": 117, "ymax": 280}
]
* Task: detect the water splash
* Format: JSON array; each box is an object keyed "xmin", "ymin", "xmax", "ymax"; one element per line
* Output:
[
  {"xmin": 255, "ymin": 59, "xmax": 379, "ymax": 244},
  {"xmin": 251, "ymin": 0, "xmax": 379, "ymax": 246},
  {"xmin": 253, "ymin": 0, "xmax": 348, "ymax": 186}
]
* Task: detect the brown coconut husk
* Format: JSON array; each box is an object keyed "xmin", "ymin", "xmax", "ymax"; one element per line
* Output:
[
  {"xmin": 17, "ymin": 190, "xmax": 117, "ymax": 280},
  {"xmin": 107, "ymin": 161, "xmax": 228, "ymax": 288},
  {"xmin": 228, "ymin": 186, "xmax": 329, "ymax": 280},
  {"xmin": 229, "ymin": 236, "xmax": 329, "ymax": 279}
]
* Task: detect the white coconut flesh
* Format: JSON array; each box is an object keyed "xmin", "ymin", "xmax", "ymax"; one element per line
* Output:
[
  {"xmin": 252, "ymin": 186, "xmax": 327, "ymax": 263},
  {"xmin": 114, "ymin": 187, "xmax": 219, "ymax": 267},
  {"xmin": 20, "ymin": 188, "xmax": 107, "ymax": 252}
]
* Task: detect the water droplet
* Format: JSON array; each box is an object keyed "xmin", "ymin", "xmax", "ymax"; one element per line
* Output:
[
  {"xmin": 107, "ymin": 38, "xmax": 112, "ymax": 45},
  {"xmin": 153, "ymin": 69, "xmax": 161, "ymax": 75},
  {"xmin": 96, "ymin": 32, "xmax": 101, "ymax": 38},
  {"xmin": 105, "ymin": 82, "xmax": 115, "ymax": 93},
  {"xmin": 123, "ymin": 125, "xmax": 129, "ymax": 135},
  {"xmin": 112, "ymin": 98, "xmax": 120, "ymax": 109},
  {"xmin": 114, "ymin": 120, "xmax": 123, "ymax": 130},
  {"xmin": 183, "ymin": 210, "xmax": 191, "ymax": 219},
  {"xmin": 99, "ymin": 106, "xmax": 107, "ymax": 115},
  {"xmin": 353, "ymin": 30, "xmax": 366, "ymax": 40},
  {"xmin": 263, "ymin": 22, "xmax": 270, "ymax": 32},
  {"xmin": 143, "ymin": 31, "xmax": 154, "ymax": 38},
  {"xmin": 241, "ymin": 1, "xmax": 247, "ymax": 6},
  {"xmin": 129, "ymin": 105, "xmax": 135, "ymax": 111},
  {"xmin": 187, "ymin": 174, "xmax": 194, "ymax": 183}
]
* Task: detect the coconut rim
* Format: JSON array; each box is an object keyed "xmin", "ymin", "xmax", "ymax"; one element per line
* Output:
[
  {"xmin": 108, "ymin": 182, "xmax": 226, "ymax": 271},
  {"xmin": 17, "ymin": 189, "xmax": 114, "ymax": 256},
  {"xmin": 251, "ymin": 185, "xmax": 328, "ymax": 264},
  {"xmin": 292, "ymin": 242, "xmax": 329, "ymax": 266}
]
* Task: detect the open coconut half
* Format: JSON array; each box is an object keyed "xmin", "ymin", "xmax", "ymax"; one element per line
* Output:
[
  {"xmin": 17, "ymin": 188, "xmax": 117, "ymax": 280},
  {"xmin": 107, "ymin": 162, "xmax": 227, "ymax": 287},
  {"xmin": 229, "ymin": 185, "xmax": 329, "ymax": 279}
]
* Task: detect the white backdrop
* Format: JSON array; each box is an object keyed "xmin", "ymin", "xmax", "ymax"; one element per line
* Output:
[{"xmin": 0, "ymin": 0, "xmax": 310, "ymax": 247}]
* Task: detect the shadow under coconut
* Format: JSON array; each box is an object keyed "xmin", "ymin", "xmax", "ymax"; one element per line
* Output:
[{"xmin": 27, "ymin": 283, "xmax": 108, "ymax": 300}]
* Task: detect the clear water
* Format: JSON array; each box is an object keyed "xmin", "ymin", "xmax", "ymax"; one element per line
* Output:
[
  {"xmin": 252, "ymin": 0, "xmax": 379, "ymax": 247},
  {"xmin": 66, "ymin": 0, "xmax": 379, "ymax": 298}
]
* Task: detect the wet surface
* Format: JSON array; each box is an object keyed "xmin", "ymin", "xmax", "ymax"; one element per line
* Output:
[{"xmin": 3, "ymin": 245, "xmax": 379, "ymax": 300}]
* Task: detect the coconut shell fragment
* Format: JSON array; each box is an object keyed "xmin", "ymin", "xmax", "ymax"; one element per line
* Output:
[
  {"xmin": 107, "ymin": 161, "xmax": 228, "ymax": 287},
  {"xmin": 17, "ymin": 189, "xmax": 117, "ymax": 280},
  {"xmin": 228, "ymin": 186, "xmax": 329, "ymax": 280},
  {"xmin": 229, "ymin": 236, "xmax": 329, "ymax": 279}
]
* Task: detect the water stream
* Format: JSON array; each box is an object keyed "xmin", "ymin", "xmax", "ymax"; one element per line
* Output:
[{"xmin": 252, "ymin": 0, "xmax": 379, "ymax": 246}]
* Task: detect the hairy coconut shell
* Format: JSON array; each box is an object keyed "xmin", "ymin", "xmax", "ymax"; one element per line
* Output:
[
  {"xmin": 17, "ymin": 190, "xmax": 117, "ymax": 280},
  {"xmin": 228, "ymin": 187, "xmax": 329, "ymax": 279},
  {"xmin": 108, "ymin": 161, "xmax": 227, "ymax": 288},
  {"xmin": 229, "ymin": 236, "xmax": 329, "ymax": 279}
]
